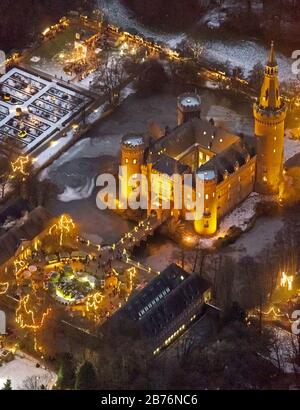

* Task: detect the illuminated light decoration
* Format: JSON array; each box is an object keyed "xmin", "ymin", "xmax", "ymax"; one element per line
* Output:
[
  {"xmin": 0, "ymin": 282, "xmax": 9, "ymax": 295},
  {"xmin": 42, "ymin": 27, "xmax": 51, "ymax": 36},
  {"xmin": 14, "ymin": 259, "xmax": 28, "ymax": 280},
  {"xmin": 112, "ymin": 268, "xmax": 119, "ymax": 277},
  {"xmin": 280, "ymin": 271, "xmax": 294, "ymax": 291},
  {"xmin": 11, "ymin": 156, "xmax": 31, "ymax": 178},
  {"xmin": 49, "ymin": 215, "xmax": 75, "ymax": 246},
  {"xmin": 86, "ymin": 292, "xmax": 104, "ymax": 313},
  {"xmin": 259, "ymin": 306, "xmax": 292, "ymax": 323},
  {"xmin": 16, "ymin": 295, "xmax": 51, "ymax": 331},
  {"xmin": 125, "ymin": 267, "xmax": 136, "ymax": 298}
]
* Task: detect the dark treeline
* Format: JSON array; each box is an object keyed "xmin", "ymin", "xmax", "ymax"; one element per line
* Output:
[
  {"xmin": 0, "ymin": 0, "xmax": 93, "ymax": 53},
  {"xmin": 122, "ymin": 0, "xmax": 202, "ymax": 32}
]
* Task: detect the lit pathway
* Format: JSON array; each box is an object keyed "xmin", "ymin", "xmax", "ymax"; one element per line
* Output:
[{"xmin": 78, "ymin": 211, "xmax": 170, "ymax": 274}]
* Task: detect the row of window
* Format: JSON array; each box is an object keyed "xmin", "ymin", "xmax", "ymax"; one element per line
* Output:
[
  {"xmin": 125, "ymin": 158, "xmax": 138, "ymax": 165},
  {"xmin": 138, "ymin": 287, "xmax": 171, "ymax": 319}
]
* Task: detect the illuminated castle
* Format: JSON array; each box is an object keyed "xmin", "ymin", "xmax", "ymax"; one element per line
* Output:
[
  {"xmin": 253, "ymin": 41, "xmax": 287, "ymax": 195},
  {"xmin": 120, "ymin": 43, "xmax": 285, "ymax": 236}
]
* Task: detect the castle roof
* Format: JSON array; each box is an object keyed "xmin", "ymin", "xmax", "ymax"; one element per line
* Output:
[
  {"xmin": 148, "ymin": 118, "xmax": 253, "ymax": 183},
  {"xmin": 150, "ymin": 118, "xmax": 240, "ymax": 162},
  {"xmin": 152, "ymin": 155, "xmax": 190, "ymax": 176},
  {"xmin": 198, "ymin": 137, "xmax": 255, "ymax": 183}
]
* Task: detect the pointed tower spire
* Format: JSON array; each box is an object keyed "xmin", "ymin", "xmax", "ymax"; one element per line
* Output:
[
  {"xmin": 268, "ymin": 41, "xmax": 277, "ymax": 67},
  {"xmin": 258, "ymin": 41, "xmax": 281, "ymax": 110}
]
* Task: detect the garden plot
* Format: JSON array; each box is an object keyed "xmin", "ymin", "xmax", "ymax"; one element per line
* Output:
[{"xmin": 0, "ymin": 67, "xmax": 92, "ymax": 154}]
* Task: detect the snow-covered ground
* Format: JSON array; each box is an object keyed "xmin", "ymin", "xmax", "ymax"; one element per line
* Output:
[
  {"xmin": 202, "ymin": 39, "xmax": 294, "ymax": 81},
  {"xmin": 97, "ymin": 0, "xmax": 186, "ymax": 48},
  {"xmin": 199, "ymin": 192, "xmax": 261, "ymax": 249},
  {"xmin": 97, "ymin": 0, "xmax": 294, "ymax": 82},
  {"xmin": 268, "ymin": 326, "xmax": 300, "ymax": 374},
  {"xmin": 205, "ymin": 104, "xmax": 252, "ymax": 135},
  {"xmin": 284, "ymin": 133, "xmax": 300, "ymax": 162},
  {"xmin": 34, "ymin": 129, "xmax": 75, "ymax": 168},
  {"xmin": 0, "ymin": 353, "xmax": 56, "ymax": 390},
  {"xmin": 58, "ymin": 178, "xmax": 95, "ymax": 202}
]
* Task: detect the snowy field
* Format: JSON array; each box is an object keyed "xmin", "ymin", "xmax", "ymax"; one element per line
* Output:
[
  {"xmin": 0, "ymin": 68, "xmax": 92, "ymax": 154},
  {"xmin": 97, "ymin": 0, "xmax": 294, "ymax": 82},
  {"xmin": 0, "ymin": 353, "xmax": 56, "ymax": 390},
  {"xmin": 284, "ymin": 133, "xmax": 300, "ymax": 162},
  {"xmin": 199, "ymin": 193, "xmax": 261, "ymax": 249},
  {"xmin": 268, "ymin": 326, "xmax": 300, "ymax": 374},
  {"xmin": 97, "ymin": 0, "xmax": 186, "ymax": 48}
]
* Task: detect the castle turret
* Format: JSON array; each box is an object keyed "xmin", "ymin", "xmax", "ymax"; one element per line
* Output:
[
  {"xmin": 253, "ymin": 42, "xmax": 287, "ymax": 195},
  {"xmin": 177, "ymin": 93, "xmax": 201, "ymax": 126},
  {"xmin": 194, "ymin": 170, "xmax": 217, "ymax": 236},
  {"xmin": 120, "ymin": 134, "xmax": 146, "ymax": 201}
]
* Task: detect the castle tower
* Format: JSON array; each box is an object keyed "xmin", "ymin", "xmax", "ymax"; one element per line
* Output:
[
  {"xmin": 120, "ymin": 134, "xmax": 146, "ymax": 202},
  {"xmin": 177, "ymin": 93, "xmax": 201, "ymax": 126},
  {"xmin": 253, "ymin": 42, "xmax": 287, "ymax": 195},
  {"xmin": 194, "ymin": 170, "xmax": 217, "ymax": 236}
]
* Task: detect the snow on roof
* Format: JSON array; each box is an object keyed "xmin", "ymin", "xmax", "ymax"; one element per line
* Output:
[
  {"xmin": 197, "ymin": 169, "xmax": 216, "ymax": 181},
  {"xmin": 122, "ymin": 135, "xmax": 144, "ymax": 147},
  {"xmin": 179, "ymin": 94, "xmax": 201, "ymax": 108}
]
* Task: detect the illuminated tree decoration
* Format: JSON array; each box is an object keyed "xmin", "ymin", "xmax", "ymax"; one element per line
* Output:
[
  {"xmin": 16, "ymin": 294, "xmax": 51, "ymax": 331},
  {"xmin": 280, "ymin": 271, "xmax": 294, "ymax": 291},
  {"xmin": 11, "ymin": 156, "xmax": 31, "ymax": 179},
  {"xmin": 49, "ymin": 214, "xmax": 76, "ymax": 246}
]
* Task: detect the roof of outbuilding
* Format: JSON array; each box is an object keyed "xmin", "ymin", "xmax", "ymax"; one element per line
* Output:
[
  {"xmin": 104, "ymin": 264, "xmax": 210, "ymax": 341},
  {"xmin": 0, "ymin": 206, "xmax": 53, "ymax": 266}
]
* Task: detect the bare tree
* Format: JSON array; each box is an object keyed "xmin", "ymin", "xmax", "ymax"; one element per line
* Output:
[
  {"xmin": 185, "ymin": 39, "xmax": 204, "ymax": 63},
  {"xmin": 21, "ymin": 373, "xmax": 53, "ymax": 390},
  {"xmin": 176, "ymin": 334, "xmax": 197, "ymax": 366},
  {"xmin": 93, "ymin": 57, "xmax": 127, "ymax": 107}
]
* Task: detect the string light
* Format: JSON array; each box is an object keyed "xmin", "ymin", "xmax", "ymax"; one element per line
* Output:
[
  {"xmin": 14, "ymin": 259, "xmax": 28, "ymax": 280},
  {"xmin": 11, "ymin": 156, "xmax": 31, "ymax": 178},
  {"xmin": 49, "ymin": 214, "xmax": 75, "ymax": 246},
  {"xmin": 86, "ymin": 292, "xmax": 104, "ymax": 313},
  {"xmin": 280, "ymin": 271, "xmax": 294, "ymax": 291},
  {"xmin": 0, "ymin": 282, "xmax": 9, "ymax": 295},
  {"xmin": 16, "ymin": 295, "xmax": 51, "ymax": 330}
]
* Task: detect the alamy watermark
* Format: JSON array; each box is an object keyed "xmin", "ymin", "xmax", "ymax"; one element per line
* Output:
[
  {"xmin": 95, "ymin": 167, "xmax": 206, "ymax": 221},
  {"xmin": 291, "ymin": 50, "xmax": 300, "ymax": 75},
  {"xmin": 0, "ymin": 50, "xmax": 6, "ymax": 75},
  {"xmin": 291, "ymin": 310, "xmax": 300, "ymax": 335}
]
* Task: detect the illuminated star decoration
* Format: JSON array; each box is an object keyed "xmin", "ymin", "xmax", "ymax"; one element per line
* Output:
[
  {"xmin": 11, "ymin": 156, "xmax": 31, "ymax": 178},
  {"xmin": 49, "ymin": 214, "xmax": 75, "ymax": 246}
]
